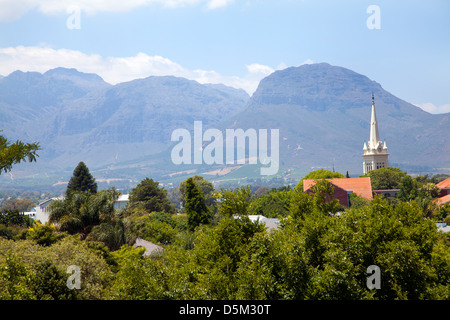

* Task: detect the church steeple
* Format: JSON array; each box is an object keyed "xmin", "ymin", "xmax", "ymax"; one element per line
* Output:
[
  {"xmin": 369, "ymin": 93, "xmax": 380, "ymax": 149},
  {"xmin": 362, "ymin": 94, "xmax": 389, "ymax": 174}
]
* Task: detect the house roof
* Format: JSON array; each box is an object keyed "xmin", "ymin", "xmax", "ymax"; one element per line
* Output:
[
  {"xmin": 435, "ymin": 194, "xmax": 450, "ymax": 206},
  {"xmin": 38, "ymin": 199, "xmax": 53, "ymax": 206},
  {"xmin": 303, "ymin": 177, "xmax": 373, "ymax": 200},
  {"xmin": 436, "ymin": 177, "xmax": 450, "ymax": 189},
  {"xmin": 248, "ymin": 215, "xmax": 280, "ymax": 231},
  {"xmin": 134, "ymin": 238, "xmax": 164, "ymax": 256},
  {"xmin": 38, "ymin": 196, "xmax": 64, "ymax": 207},
  {"xmin": 234, "ymin": 215, "xmax": 280, "ymax": 231},
  {"xmin": 303, "ymin": 180, "xmax": 349, "ymax": 196}
]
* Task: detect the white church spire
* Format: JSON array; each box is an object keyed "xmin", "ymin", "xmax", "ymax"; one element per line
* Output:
[
  {"xmin": 369, "ymin": 93, "xmax": 380, "ymax": 149},
  {"xmin": 362, "ymin": 94, "xmax": 389, "ymax": 174}
]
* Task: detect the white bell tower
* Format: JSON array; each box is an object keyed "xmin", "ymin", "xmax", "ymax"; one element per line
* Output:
[{"xmin": 363, "ymin": 94, "xmax": 389, "ymax": 174}]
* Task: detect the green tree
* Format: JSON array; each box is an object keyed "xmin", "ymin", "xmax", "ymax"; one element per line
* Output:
[
  {"xmin": 128, "ymin": 178, "xmax": 175, "ymax": 214},
  {"xmin": 0, "ymin": 224, "xmax": 16, "ymax": 240},
  {"xmin": 0, "ymin": 236, "xmax": 114, "ymax": 300},
  {"xmin": 233, "ymin": 233, "xmax": 279, "ymax": 299},
  {"xmin": 87, "ymin": 218, "xmax": 126, "ymax": 251},
  {"xmin": 431, "ymin": 174, "xmax": 450, "ymax": 184},
  {"xmin": 435, "ymin": 203, "xmax": 450, "ymax": 223},
  {"xmin": 309, "ymin": 179, "xmax": 342, "ymax": 215},
  {"xmin": 249, "ymin": 189, "xmax": 292, "ymax": 218},
  {"xmin": 321, "ymin": 197, "xmax": 448, "ymax": 300},
  {"xmin": 107, "ymin": 245, "xmax": 170, "ymax": 299},
  {"xmin": 217, "ymin": 186, "xmax": 252, "ymax": 217},
  {"xmin": 0, "ymin": 198, "xmax": 36, "ymax": 212},
  {"xmin": 66, "ymin": 162, "xmax": 97, "ymax": 195},
  {"xmin": 295, "ymin": 169, "xmax": 345, "ymax": 192},
  {"xmin": 420, "ymin": 183, "xmax": 440, "ymax": 199},
  {"xmin": 0, "ymin": 209, "xmax": 33, "ymax": 228},
  {"xmin": 291, "ymin": 179, "xmax": 342, "ymax": 218},
  {"xmin": 289, "ymin": 190, "xmax": 314, "ymax": 221},
  {"xmin": 29, "ymin": 260, "xmax": 76, "ymax": 300},
  {"xmin": 43, "ymin": 236, "xmax": 113, "ymax": 299},
  {"xmin": 124, "ymin": 213, "xmax": 179, "ymax": 246},
  {"xmin": 397, "ymin": 175, "xmax": 419, "ymax": 202},
  {"xmin": 0, "ymin": 252, "xmax": 35, "ymax": 299},
  {"xmin": 184, "ymin": 177, "xmax": 210, "ymax": 231},
  {"xmin": 49, "ymin": 189, "xmax": 119, "ymax": 240},
  {"xmin": 361, "ymin": 166, "xmax": 407, "ymax": 190},
  {"xmin": 414, "ymin": 174, "xmax": 431, "ymax": 187},
  {"xmin": 26, "ymin": 223, "xmax": 64, "ymax": 246},
  {"xmin": 0, "ymin": 133, "xmax": 40, "ymax": 174},
  {"xmin": 189, "ymin": 216, "xmax": 266, "ymax": 299},
  {"xmin": 348, "ymin": 192, "xmax": 369, "ymax": 208},
  {"xmin": 179, "ymin": 175, "xmax": 217, "ymax": 211}
]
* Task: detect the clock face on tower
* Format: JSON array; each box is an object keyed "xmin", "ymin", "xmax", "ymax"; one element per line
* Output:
[{"xmin": 377, "ymin": 146, "xmax": 382, "ymax": 152}]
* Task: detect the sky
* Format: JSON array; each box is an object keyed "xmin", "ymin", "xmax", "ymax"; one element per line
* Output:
[{"xmin": 0, "ymin": 0, "xmax": 449, "ymax": 113}]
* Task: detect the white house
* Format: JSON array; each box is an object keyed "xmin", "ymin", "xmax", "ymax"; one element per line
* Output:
[
  {"xmin": 22, "ymin": 208, "xmax": 36, "ymax": 220},
  {"xmin": 27, "ymin": 193, "xmax": 129, "ymax": 224},
  {"xmin": 34, "ymin": 197, "xmax": 64, "ymax": 224},
  {"xmin": 114, "ymin": 194, "xmax": 129, "ymax": 210}
]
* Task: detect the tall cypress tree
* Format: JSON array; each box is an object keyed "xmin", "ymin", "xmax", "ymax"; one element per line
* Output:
[
  {"xmin": 66, "ymin": 161, "xmax": 97, "ymax": 194},
  {"xmin": 184, "ymin": 177, "xmax": 210, "ymax": 231}
]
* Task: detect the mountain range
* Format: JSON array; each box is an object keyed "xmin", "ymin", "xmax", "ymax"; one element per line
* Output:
[
  {"xmin": 0, "ymin": 63, "xmax": 448, "ymax": 190},
  {"xmin": 222, "ymin": 63, "xmax": 450, "ymax": 174},
  {"xmin": 0, "ymin": 68, "xmax": 249, "ymax": 183}
]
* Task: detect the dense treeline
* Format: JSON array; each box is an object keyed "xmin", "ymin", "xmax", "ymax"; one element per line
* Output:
[{"xmin": 0, "ymin": 167, "xmax": 449, "ymax": 300}]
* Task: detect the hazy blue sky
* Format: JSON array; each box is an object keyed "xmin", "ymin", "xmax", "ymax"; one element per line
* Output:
[{"xmin": 1, "ymin": 0, "xmax": 449, "ymax": 112}]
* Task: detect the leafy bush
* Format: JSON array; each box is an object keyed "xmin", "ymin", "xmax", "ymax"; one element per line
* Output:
[{"xmin": 0, "ymin": 209, "xmax": 33, "ymax": 228}]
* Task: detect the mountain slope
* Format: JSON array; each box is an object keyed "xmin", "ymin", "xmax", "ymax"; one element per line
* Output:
[{"xmin": 0, "ymin": 68, "xmax": 111, "ymax": 153}]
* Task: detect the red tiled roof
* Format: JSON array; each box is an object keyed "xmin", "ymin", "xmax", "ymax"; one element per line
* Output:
[
  {"xmin": 303, "ymin": 177, "xmax": 373, "ymax": 200},
  {"xmin": 303, "ymin": 181, "xmax": 350, "ymax": 207},
  {"xmin": 435, "ymin": 194, "xmax": 450, "ymax": 206},
  {"xmin": 436, "ymin": 177, "xmax": 450, "ymax": 189}
]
